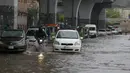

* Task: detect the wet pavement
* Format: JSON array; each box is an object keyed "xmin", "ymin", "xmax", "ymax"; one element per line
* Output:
[{"xmin": 0, "ymin": 35, "xmax": 130, "ymax": 73}]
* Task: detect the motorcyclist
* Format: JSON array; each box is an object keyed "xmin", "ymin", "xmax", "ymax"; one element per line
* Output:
[{"xmin": 35, "ymin": 27, "xmax": 47, "ymax": 44}]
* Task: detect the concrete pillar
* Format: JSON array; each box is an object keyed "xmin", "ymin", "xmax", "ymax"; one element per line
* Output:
[
  {"xmin": 63, "ymin": 0, "xmax": 82, "ymax": 27},
  {"xmin": 79, "ymin": 0, "xmax": 95, "ymax": 26},
  {"xmin": 98, "ymin": 8, "xmax": 106, "ymax": 29},
  {"xmin": 78, "ymin": 0, "xmax": 104, "ymax": 26},
  {"xmin": 91, "ymin": 3, "xmax": 102, "ymax": 30},
  {"xmin": 39, "ymin": 0, "xmax": 58, "ymax": 24},
  {"xmin": 14, "ymin": 0, "xmax": 18, "ymax": 29},
  {"xmin": 91, "ymin": 2, "xmax": 112, "ymax": 30}
]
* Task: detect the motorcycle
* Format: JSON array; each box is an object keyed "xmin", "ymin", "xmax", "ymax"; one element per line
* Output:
[{"xmin": 37, "ymin": 38, "xmax": 44, "ymax": 44}]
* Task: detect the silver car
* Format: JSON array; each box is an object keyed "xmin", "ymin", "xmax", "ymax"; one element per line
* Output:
[{"xmin": 0, "ymin": 30, "xmax": 27, "ymax": 52}]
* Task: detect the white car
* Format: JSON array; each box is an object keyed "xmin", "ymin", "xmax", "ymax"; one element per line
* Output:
[
  {"xmin": 53, "ymin": 30, "xmax": 82, "ymax": 52},
  {"xmin": 98, "ymin": 29, "xmax": 107, "ymax": 36},
  {"xmin": 112, "ymin": 29, "xmax": 118, "ymax": 34},
  {"xmin": 106, "ymin": 29, "xmax": 112, "ymax": 35},
  {"xmin": 26, "ymin": 28, "xmax": 39, "ymax": 47},
  {"xmin": 84, "ymin": 24, "xmax": 97, "ymax": 38},
  {"xmin": 115, "ymin": 28, "xmax": 122, "ymax": 34},
  {"xmin": 0, "ymin": 30, "xmax": 26, "ymax": 52},
  {"xmin": 26, "ymin": 27, "xmax": 47, "ymax": 50}
]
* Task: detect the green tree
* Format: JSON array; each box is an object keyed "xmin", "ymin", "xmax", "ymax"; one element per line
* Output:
[
  {"xmin": 28, "ymin": 8, "xmax": 38, "ymax": 18},
  {"xmin": 27, "ymin": 8, "xmax": 38, "ymax": 27},
  {"xmin": 106, "ymin": 8, "xmax": 121, "ymax": 18},
  {"xmin": 57, "ymin": 14, "xmax": 64, "ymax": 22}
]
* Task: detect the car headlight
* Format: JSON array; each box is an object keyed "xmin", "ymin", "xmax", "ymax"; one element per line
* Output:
[
  {"xmin": 74, "ymin": 42, "xmax": 80, "ymax": 45},
  {"xmin": 16, "ymin": 39, "xmax": 25, "ymax": 45},
  {"xmin": 54, "ymin": 40, "xmax": 60, "ymax": 45},
  {"xmin": 39, "ymin": 39, "xmax": 43, "ymax": 43}
]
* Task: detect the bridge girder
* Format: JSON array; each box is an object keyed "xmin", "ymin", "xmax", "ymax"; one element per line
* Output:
[{"xmin": 37, "ymin": 0, "xmax": 115, "ymax": 28}]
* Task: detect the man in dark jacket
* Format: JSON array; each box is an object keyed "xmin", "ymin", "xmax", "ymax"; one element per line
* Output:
[{"xmin": 35, "ymin": 27, "xmax": 47, "ymax": 41}]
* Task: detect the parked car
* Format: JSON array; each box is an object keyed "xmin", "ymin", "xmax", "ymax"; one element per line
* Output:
[
  {"xmin": 111, "ymin": 28, "xmax": 118, "ymax": 34},
  {"xmin": 115, "ymin": 27, "xmax": 122, "ymax": 34},
  {"xmin": 84, "ymin": 24, "xmax": 97, "ymax": 38},
  {"xmin": 106, "ymin": 29, "xmax": 112, "ymax": 35},
  {"xmin": 53, "ymin": 29, "xmax": 82, "ymax": 52},
  {"xmin": 0, "ymin": 29, "xmax": 26, "ymax": 52},
  {"xmin": 26, "ymin": 27, "xmax": 47, "ymax": 44},
  {"xmin": 98, "ymin": 29, "xmax": 107, "ymax": 36}
]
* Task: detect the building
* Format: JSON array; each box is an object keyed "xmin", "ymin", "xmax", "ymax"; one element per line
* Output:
[
  {"xmin": 107, "ymin": 8, "xmax": 130, "ymax": 32},
  {"xmin": 114, "ymin": 8, "xmax": 130, "ymax": 32},
  {"xmin": 0, "ymin": 0, "xmax": 39, "ymax": 31},
  {"xmin": 114, "ymin": 8, "xmax": 130, "ymax": 19},
  {"xmin": 18, "ymin": 0, "xmax": 39, "ymax": 31},
  {"xmin": 0, "ymin": 0, "xmax": 15, "ymax": 31}
]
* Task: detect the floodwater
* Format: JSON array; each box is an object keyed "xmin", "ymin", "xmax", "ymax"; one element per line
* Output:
[{"xmin": 0, "ymin": 35, "xmax": 130, "ymax": 73}]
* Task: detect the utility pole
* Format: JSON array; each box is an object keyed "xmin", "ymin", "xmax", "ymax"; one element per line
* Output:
[
  {"xmin": 14, "ymin": 0, "xmax": 18, "ymax": 29},
  {"xmin": 47, "ymin": 0, "xmax": 50, "ymax": 24},
  {"xmin": 1, "ymin": 15, "xmax": 3, "ymax": 35},
  {"xmin": 72, "ymin": 0, "xmax": 74, "ymax": 28},
  {"xmin": 38, "ymin": 0, "xmax": 41, "ymax": 27}
]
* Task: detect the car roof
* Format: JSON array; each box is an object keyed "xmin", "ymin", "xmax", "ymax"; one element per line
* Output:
[
  {"xmin": 27, "ymin": 28, "xmax": 39, "ymax": 30},
  {"xmin": 85, "ymin": 24, "xmax": 96, "ymax": 27},
  {"xmin": 4, "ymin": 29, "xmax": 24, "ymax": 31},
  {"xmin": 58, "ymin": 29, "xmax": 77, "ymax": 32}
]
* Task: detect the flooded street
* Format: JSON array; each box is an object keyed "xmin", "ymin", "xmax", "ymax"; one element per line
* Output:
[{"xmin": 0, "ymin": 35, "xmax": 130, "ymax": 73}]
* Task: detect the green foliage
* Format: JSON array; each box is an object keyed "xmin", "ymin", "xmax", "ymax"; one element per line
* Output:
[
  {"xmin": 50, "ymin": 32, "xmax": 56, "ymax": 41},
  {"xmin": 106, "ymin": 21, "xmax": 112, "ymax": 25},
  {"xmin": 28, "ymin": 8, "xmax": 38, "ymax": 17},
  {"xmin": 79, "ymin": 28, "xmax": 84, "ymax": 38},
  {"xmin": 51, "ymin": 32, "xmax": 56, "ymax": 36},
  {"xmin": 106, "ymin": 8, "xmax": 121, "ymax": 18},
  {"xmin": 57, "ymin": 14, "xmax": 64, "ymax": 22}
]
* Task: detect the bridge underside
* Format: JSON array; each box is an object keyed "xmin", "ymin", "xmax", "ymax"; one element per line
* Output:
[
  {"xmin": 91, "ymin": 2, "xmax": 112, "ymax": 29},
  {"xmin": 38, "ymin": 0, "xmax": 114, "ymax": 29},
  {"xmin": 0, "ymin": 0, "xmax": 127, "ymax": 30}
]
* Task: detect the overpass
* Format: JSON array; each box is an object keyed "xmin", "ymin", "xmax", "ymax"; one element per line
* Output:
[
  {"xmin": 0, "ymin": 0, "xmax": 130, "ymax": 30},
  {"xmin": 112, "ymin": 0, "xmax": 130, "ymax": 8},
  {"xmin": 38, "ymin": 0, "xmax": 115, "ymax": 29}
]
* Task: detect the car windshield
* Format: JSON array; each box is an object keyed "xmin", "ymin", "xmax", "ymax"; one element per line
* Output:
[
  {"xmin": 106, "ymin": 29, "xmax": 111, "ymax": 31},
  {"xmin": 26, "ymin": 30, "xmax": 37, "ymax": 36},
  {"xmin": 2, "ymin": 30, "xmax": 23, "ymax": 37},
  {"xmin": 57, "ymin": 31, "xmax": 78, "ymax": 39},
  {"xmin": 112, "ymin": 29, "xmax": 115, "ymax": 31},
  {"xmin": 89, "ymin": 27, "xmax": 95, "ymax": 30}
]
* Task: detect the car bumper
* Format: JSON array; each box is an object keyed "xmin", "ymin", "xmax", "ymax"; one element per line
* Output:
[
  {"xmin": 53, "ymin": 45, "xmax": 81, "ymax": 52},
  {"xmin": 0, "ymin": 45, "xmax": 26, "ymax": 52}
]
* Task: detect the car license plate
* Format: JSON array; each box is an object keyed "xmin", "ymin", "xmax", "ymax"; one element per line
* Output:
[
  {"xmin": 64, "ymin": 46, "xmax": 69, "ymax": 49},
  {"xmin": 8, "ymin": 46, "xmax": 14, "ymax": 49}
]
